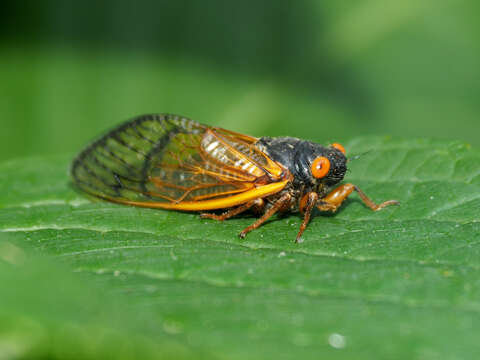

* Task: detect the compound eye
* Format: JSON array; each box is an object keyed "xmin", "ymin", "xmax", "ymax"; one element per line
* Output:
[
  {"xmin": 311, "ymin": 156, "xmax": 330, "ymax": 179},
  {"xmin": 332, "ymin": 143, "xmax": 346, "ymax": 155}
]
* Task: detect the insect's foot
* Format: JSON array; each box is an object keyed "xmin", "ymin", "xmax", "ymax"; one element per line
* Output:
[
  {"xmin": 375, "ymin": 200, "xmax": 400, "ymax": 211},
  {"xmin": 295, "ymin": 236, "xmax": 304, "ymax": 244}
]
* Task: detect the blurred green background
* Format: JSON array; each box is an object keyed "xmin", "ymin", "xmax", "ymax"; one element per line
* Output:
[{"xmin": 1, "ymin": 0, "xmax": 479, "ymax": 162}]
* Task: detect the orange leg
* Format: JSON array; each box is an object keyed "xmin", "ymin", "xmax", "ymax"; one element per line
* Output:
[
  {"xmin": 239, "ymin": 193, "xmax": 292, "ymax": 238},
  {"xmin": 200, "ymin": 199, "xmax": 262, "ymax": 221},
  {"xmin": 296, "ymin": 192, "xmax": 319, "ymax": 243},
  {"xmin": 318, "ymin": 183, "xmax": 399, "ymax": 212}
]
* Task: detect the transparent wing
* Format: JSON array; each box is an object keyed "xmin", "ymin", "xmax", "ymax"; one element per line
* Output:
[{"xmin": 71, "ymin": 114, "xmax": 287, "ymax": 210}]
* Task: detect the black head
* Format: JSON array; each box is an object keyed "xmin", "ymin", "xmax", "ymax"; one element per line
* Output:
[{"xmin": 293, "ymin": 141, "xmax": 347, "ymax": 188}]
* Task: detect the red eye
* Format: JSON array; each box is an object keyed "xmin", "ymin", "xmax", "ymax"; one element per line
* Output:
[
  {"xmin": 311, "ymin": 156, "xmax": 330, "ymax": 179},
  {"xmin": 332, "ymin": 143, "xmax": 346, "ymax": 155}
]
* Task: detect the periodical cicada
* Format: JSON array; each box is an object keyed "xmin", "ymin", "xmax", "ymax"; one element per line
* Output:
[{"xmin": 71, "ymin": 114, "xmax": 398, "ymax": 242}]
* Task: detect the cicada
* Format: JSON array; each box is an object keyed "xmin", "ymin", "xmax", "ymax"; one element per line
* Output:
[{"xmin": 71, "ymin": 114, "xmax": 398, "ymax": 242}]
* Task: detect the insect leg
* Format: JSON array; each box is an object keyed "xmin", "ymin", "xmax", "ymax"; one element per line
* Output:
[
  {"xmin": 296, "ymin": 192, "xmax": 319, "ymax": 243},
  {"xmin": 200, "ymin": 199, "xmax": 262, "ymax": 221},
  {"xmin": 251, "ymin": 198, "xmax": 266, "ymax": 215},
  {"xmin": 318, "ymin": 183, "xmax": 399, "ymax": 212},
  {"xmin": 239, "ymin": 193, "xmax": 292, "ymax": 238}
]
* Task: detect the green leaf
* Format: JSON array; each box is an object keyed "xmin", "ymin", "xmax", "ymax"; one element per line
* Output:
[
  {"xmin": 0, "ymin": 235, "xmax": 205, "ymax": 360},
  {"xmin": 1, "ymin": 137, "xmax": 480, "ymax": 359}
]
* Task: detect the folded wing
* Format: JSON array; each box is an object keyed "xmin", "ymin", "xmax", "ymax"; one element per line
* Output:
[{"xmin": 71, "ymin": 114, "xmax": 288, "ymax": 210}]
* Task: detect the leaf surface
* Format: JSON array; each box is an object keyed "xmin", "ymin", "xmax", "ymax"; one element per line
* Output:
[{"xmin": 1, "ymin": 137, "xmax": 480, "ymax": 359}]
